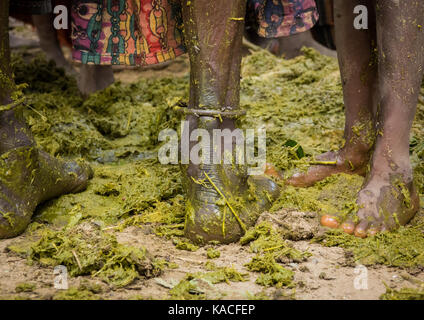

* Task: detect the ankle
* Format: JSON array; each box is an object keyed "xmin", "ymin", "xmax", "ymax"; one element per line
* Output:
[
  {"xmin": 339, "ymin": 143, "xmax": 371, "ymax": 167},
  {"xmin": 0, "ymin": 109, "xmax": 35, "ymax": 151},
  {"xmin": 369, "ymin": 157, "xmax": 413, "ymax": 183}
]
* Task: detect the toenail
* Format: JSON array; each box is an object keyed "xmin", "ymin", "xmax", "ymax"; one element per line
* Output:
[
  {"xmin": 320, "ymin": 215, "xmax": 339, "ymax": 228},
  {"xmin": 264, "ymin": 163, "xmax": 283, "ymax": 179},
  {"xmin": 341, "ymin": 222, "xmax": 354, "ymax": 234},
  {"xmin": 354, "ymin": 229, "xmax": 367, "ymax": 238}
]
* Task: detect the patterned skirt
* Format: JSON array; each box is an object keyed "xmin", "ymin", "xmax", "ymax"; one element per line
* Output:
[{"xmin": 71, "ymin": 0, "xmax": 319, "ymax": 66}]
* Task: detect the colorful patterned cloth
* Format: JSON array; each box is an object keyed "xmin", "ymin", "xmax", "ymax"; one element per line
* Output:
[
  {"xmin": 71, "ymin": 0, "xmax": 319, "ymax": 66},
  {"xmin": 247, "ymin": 0, "xmax": 319, "ymax": 37}
]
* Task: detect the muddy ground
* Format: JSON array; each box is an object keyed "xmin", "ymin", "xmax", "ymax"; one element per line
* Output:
[
  {"xmin": 1, "ymin": 209, "xmax": 423, "ymax": 300},
  {"xmin": 1, "ymin": 20, "xmax": 423, "ymax": 300}
]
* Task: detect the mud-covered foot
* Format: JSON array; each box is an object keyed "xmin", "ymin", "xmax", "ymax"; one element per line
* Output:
[
  {"xmin": 320, "ymin": 172, "xmax": 420, "ymax": 238},
  {"xmin": 286, "ymin": 147, "xmax": 370, "ymax": 187},
  {"xmin": 183, "ymin": 163, "xmax": 280, "ymax": 244},
  {"xmin": 0, "ymin": 147, "xmax": 93, "ymax": 238},
  {"xmin": 182, "ymin": 116, "xmax": 280, "ymax": 244}
]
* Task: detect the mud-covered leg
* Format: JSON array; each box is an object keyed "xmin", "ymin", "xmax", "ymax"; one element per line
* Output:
[
  {"xmin": 351, "ymin": 0, "xmax": 423, "ymax": 237},
  {"xmin": 319, "ymin": 0, "xmax": 423, "ymax": 237},
  {"xmin": 181, "ymin": 0, "xmax": 279, "ymax": 244},
  {"xmin": 32, "ymin": 14, "xmax": 76, "ymax": 75},
  {"xmin": 287, "ymin": 0, "xmax": 377, "ymax": 188},
  {"xmin": 0, "ymin": 0, "xmax": 92, "ymax": 239}
]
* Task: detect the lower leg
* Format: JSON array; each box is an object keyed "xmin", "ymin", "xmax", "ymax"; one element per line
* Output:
[
  {"xmin": 77, "ymin": 64, "xmax": 114, "ymax": 97},
  {"xmin": 0, "ymin": 1, "xmax": 92, "ymax": 238},
  {"xmin": 0, "ymin": 1, "xmax": 35, "ymax": 153},
  {"xmin": 287, "ymin": 0, "xmax": 377, "ymax": 187},
  {"xmin": 351, "ymin": 0, "xmax": 423, "ymax": 237},
  {"xmin": 32, "ymin": 14, "xmax": 75, "ymax": 74},
  {"xmin": 181, "ymin": 0, "xmax": 279, "ymax": 243}
]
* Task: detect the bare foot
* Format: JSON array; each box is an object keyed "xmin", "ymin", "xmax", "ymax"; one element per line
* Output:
[
  {"xmin": 0, "ymin": 102, "xmax": 92, "ymax": 238},
  {"xmin": 183, "ymin": 117, "xmax": 280, "ymax": 244},
  {"xmin": 286, "ymin": 147, "xmax": 370, "ymax": 187},
  {"xmin": 321, "ymin": 171, "xmax": 420, "ymax": 238},
  {"xmin": 0, "ymin": 147, "xmax": 93, "ymax": 238}
]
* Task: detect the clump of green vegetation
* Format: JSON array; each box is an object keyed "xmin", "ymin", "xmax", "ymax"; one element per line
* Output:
[
  {"xmin": 9, "ymin": 222, "xmax": 162, "ymax": 287},
  {"xmin": 36, "ymin": 161, "xmax": 185, "ymax": 231},
  {"xmin": 201, "ymin": 261, "xmax": 249, "ymax": 284},
  {"xmin": 240, "ymin": 222, "xmax": 311, "ymax": 262},
  {"xmin": 173, "ymin": 238, "xmax": 199, "ymax": 251},
  {"xmin": 245, "ymin": 253, "xmax": 294, "ymax": 288},
  {"xmin": 53, "ymin": 280, "xmax": 105, "ymax": 300},
  {"xmin": 169, "ymin": 276, "xmax": 207, "ymax": 300},
  {"xmin": 78, "ymin": 279, "xmax": 104, "ymax": 294},
  {"xmin": 15, "ymin": 282, "xmax": 36, "ymax": 293},
  {"xmin": 246, "ymin": 290, "xmax": 270, "ymax": 300},
  {"xmin": 380, "ymin": 284, "xmax": 424, "ymax": 300},
  {"xmin": 313, "ymin": 225, "xmax": 424, "ymax": 268},
  {"xmin": 241, "ymin": 223, "xmax": 305, "ymax": 288},
  {"xmin": 206, "ymin": 248, "xmax": 221, "ymax": 259},
  {"xmin": 242, "ymin": 47, "xmax": 345, "ymax": 175},
  {"xmin": 53, "ymin": 288, "xmax": 102, "ymax": 300},
  {"xmin": 168, "ymin": 263, "xmax": 247, "ymax": 300}
]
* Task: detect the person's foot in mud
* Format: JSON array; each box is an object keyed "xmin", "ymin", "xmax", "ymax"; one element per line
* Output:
[
  {"xmin": 0, "ymin": 145, "xmax": 93, "ymax": 238},
  {"xmin": 182, "ymin": 117, "xmax": 280, "ymax": 244},
  {"xmin": 0, "ymin": 102, "xmax": 93, "ymax": 238},
  {"xmin": 180, "ymin": 0, "xmax": 280, "ymax": 244},
  {"xmin": 286, "ymin": 142, "xmax": 372, "ymax": 187},
  {"xmin": 287, "ymin": 0, "xmax": 378, "ymax": 188},
  {"xmin": 300, "ymin": 0, "xmax": 424, "ymax": 237},
  {"xmin": 0, "ymin": 0, "xmax": 93, "ymax": 238},
  {"xmin": 321, "ymin": 167, "xmax": 420, "ymax": 238}
]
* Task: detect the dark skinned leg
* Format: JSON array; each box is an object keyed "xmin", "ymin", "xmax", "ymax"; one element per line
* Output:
[
  {"xmin": 0, "ymin": 0, "xmax": 92, "ymax": 238},
  {"xmin": 350, "ymin": 0, "xmax": 422, "ymax": 237},
  {"xmin": 32, "ymin": 14, "xmax": 76, "ymax": 75},
  {"xmin": 77, "ymin": 64, "xmax": 114, "ymax": 97},
  {"xmin": 32, "ymin": 15, "xmax": 114, "ymax": 95},
  {"xmin": 181, "ymin": 0, "xmax": 279, "ymax": 244},
  {"xmin": 320, "ymin": 0, "xmax": 423, "ymax": 237},
  {"xmin": 287, "ymin": 0, "xmax": 378, "ymax": 189}
]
